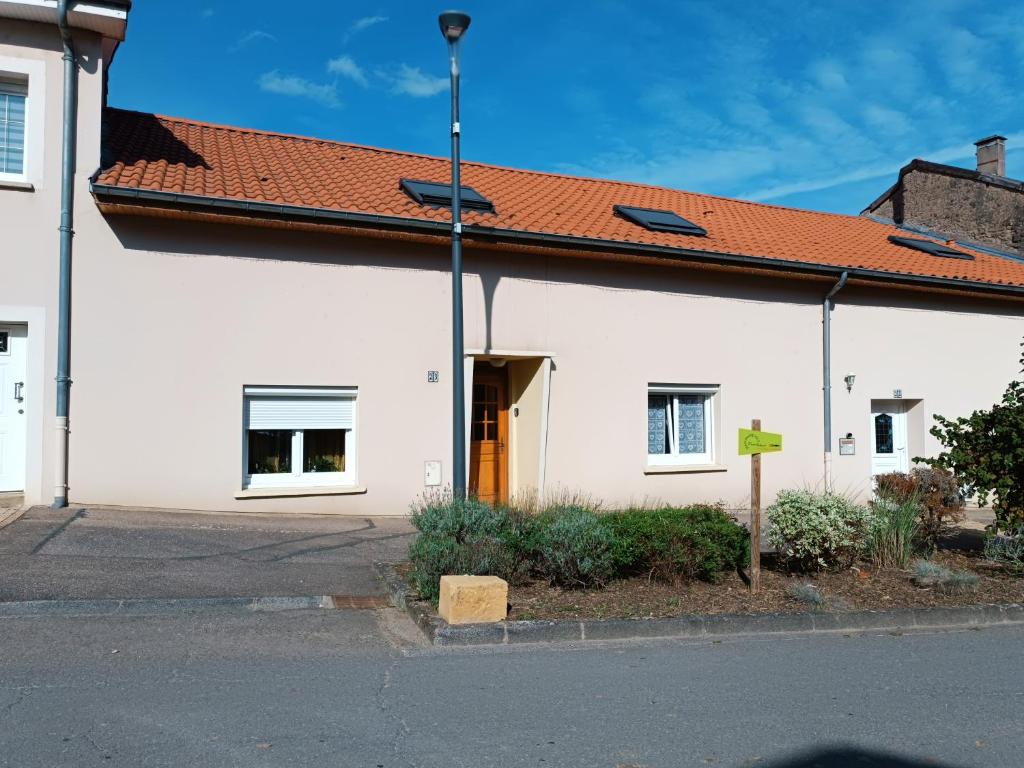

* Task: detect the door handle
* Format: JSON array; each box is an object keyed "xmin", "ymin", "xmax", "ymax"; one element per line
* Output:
[{"xmin": 13, "ymin": 382, "xmax": 23, "ymax": 403}]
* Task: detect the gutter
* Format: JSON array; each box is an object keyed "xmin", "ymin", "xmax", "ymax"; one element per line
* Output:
[
  {"xmin": 822, "ymin": 271, "xmax": 849, "ymax": 493},
  {"xmin": 89, "ymin": 182, "xmax": 1024, "ymax": 300},
  {"xmin": 53, "ymin": 0, "xmax": 77, "ymax": 509}
]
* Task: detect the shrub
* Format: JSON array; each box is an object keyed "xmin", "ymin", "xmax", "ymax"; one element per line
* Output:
[
  {"xmin": 767, "ymin": 489, "xmax": 872, "ymax": 572},
  {"xmin": 602, "ymin": 504, "xmax": 748, "ymax": 582},
  {"xmin": 875, "ymin": 468, "xmax": 965, "ymax": 552},
  {"xmin": 868, "ymin": 497, "xmax": 919, "ymax": 569},
  {"xmin": 407, "ymin": 491, "xmax": 534, "ymax": 603},
  {"xmin": 983, "ymin": 528, "xmax": 1024, "ymax": 574},
  {"xmin": 785, "ymin": 582, "xmax": 825, "ymax": 609},
  {"xmin": 532, "ymin": 506, "xmax": 615, "ymax": 588},
  {"xmin": 922, "ymin": 339, "xmax": 1024, "ymax": 529},
  {"xmin": 911, "ymin": 559, "xmax": 979, "ymax": 595},
  {"xmin": 875, "ymin": 473, "xmax": 918, "ymax": 505}
]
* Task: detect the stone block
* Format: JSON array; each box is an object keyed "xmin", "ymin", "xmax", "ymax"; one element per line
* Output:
[{"xmin": 438, "ymin": 575, "xmax": 508, "ymax": 625}]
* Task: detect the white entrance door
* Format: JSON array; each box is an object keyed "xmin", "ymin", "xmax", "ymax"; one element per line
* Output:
[
  {"xmin": 0, "ymin": 325, "xmax": 27, "ymax": 492},
  {"xmin": 870, "ymin": 399, "xmax": 909, "ymax": 478}
]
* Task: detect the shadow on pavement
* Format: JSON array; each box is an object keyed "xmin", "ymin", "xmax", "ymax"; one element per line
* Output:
[{"xmin": 763, "ymin": 746, "xmax": 968, "ymax": 767}]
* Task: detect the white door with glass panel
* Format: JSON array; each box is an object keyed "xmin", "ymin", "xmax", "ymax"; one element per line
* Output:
[
  {"xmin": 870, "ymin": 400, "xmax": 909, "ymax": 477},
  {"xmin": 0, "ymin": 326, "xmax": 28, "ymax": 492}
]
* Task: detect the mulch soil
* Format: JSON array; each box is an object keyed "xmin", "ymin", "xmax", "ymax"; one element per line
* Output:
[{"xmin": 505, "ymin": 549, "xmax": 1024, "ymax": 621}]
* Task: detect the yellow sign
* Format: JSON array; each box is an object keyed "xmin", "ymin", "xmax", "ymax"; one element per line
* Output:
[{"xmin": 738, "ymin": 428, "xmax": 783, "ymax": 455}]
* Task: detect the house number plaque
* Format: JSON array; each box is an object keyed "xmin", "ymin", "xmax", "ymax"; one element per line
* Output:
[{"xmin": 427, "ymin": 370, "xmax": 439, "ymax": 383}]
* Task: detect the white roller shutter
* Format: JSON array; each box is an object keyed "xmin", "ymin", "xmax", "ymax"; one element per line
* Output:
[{"xmin": 246, "ymin": 395, "xmax": 355, "ymax": 430}]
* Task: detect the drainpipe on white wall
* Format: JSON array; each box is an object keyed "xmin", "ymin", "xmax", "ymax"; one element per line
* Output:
[
  {"xmin": 53, "ymin": 0, "xmax": 77, "ymax": 508},
  {"xmin": 822, "ymin": 271, "xmax": 849, "ymax": 494}
]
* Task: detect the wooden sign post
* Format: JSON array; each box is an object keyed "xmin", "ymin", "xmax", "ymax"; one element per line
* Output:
[
  {"xmin": 738, "ymin": 422, "xmax": 782, "ymax": 595},
  {"xmin": 749, "ymin": 419, "xmax": 762, "ymax": 594}
]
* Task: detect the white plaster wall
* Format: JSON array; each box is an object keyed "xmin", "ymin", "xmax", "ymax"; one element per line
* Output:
[
  {"xmin": 67, "ymin": 213, "xmax": 1024, "ymax": 515},
  {"xmin": 830, "ymin": 288, "xmax": 1024, "ymax": 500},
  {"xmin": 0, "ymin": 19, "xmax": 106, "ymax": 505}
]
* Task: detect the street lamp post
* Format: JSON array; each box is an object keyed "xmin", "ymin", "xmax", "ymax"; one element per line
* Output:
[{"xmin": 439, "ymin": 10, "xmax": 471, "ymax": 497}]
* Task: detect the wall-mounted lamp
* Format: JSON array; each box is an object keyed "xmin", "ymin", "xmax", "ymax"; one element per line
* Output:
[
  {"xmin": 844, "ymin": 373, "xmax": 856, "ymax": 393},
  {"xmin": 489, "ymin": 357, "xmax": 507, "ymax": 368}
]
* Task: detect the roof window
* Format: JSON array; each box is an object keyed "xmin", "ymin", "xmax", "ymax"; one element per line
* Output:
[
  {"xmin": 888, "ymin": 236, "xmax": 974, "ymax": 260},
  {"xmin": 613, "ymin": 205, "xmax": 707, "ymax": 236},
  {"xmin": 400, "ymin": 178, "xmax": 494, "ymax": 212}
]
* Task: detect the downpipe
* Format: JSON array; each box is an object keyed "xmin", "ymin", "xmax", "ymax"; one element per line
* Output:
[
  {"xmin": 53, "ymin": 0, "xmax": 77, "ymax": 508},
  {"xmin": 822, "ymin": 271, "xmax": 849, "ymax": 494}
]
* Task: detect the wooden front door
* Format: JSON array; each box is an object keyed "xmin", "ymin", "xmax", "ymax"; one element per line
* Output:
[{"xmin": 469, "ymin": 369, "xmax": 508, "ymax": 504}]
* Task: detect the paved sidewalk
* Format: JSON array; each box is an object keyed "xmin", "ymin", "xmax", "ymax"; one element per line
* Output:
[{"xmin": 0, "ymin": 506, "xmax": 414, "ymax": 602}]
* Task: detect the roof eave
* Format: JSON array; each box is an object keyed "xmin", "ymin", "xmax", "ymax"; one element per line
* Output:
[{"xmin": 90, "ymin": 182, "xmax": 1024, "ymax": 301}]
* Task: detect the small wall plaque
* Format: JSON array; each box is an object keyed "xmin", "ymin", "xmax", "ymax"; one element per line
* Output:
[
  {"xmin": 427, "ymin": 370, "xmax": 439, "ymax": 383},
  {"xmin": 839, "ymin": 437, "xmax": 855, "ymax": 456},
  {"xmin": 893, "ymin": 388, "xmax": 903, "ymax": 399}
]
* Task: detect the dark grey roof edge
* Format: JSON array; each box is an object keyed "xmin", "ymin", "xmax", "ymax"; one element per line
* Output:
[
  {"xmin": 90, "ymin": 182, "xmax": 1024, "ymax": 299},
  {"xmin": 863, "ymin": 214, "xmax": 1024, "ymax": 266}
]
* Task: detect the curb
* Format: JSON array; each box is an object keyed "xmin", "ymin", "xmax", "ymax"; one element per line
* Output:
[
  {"xmin": 375, "ymin": 563, "xmax": 1024, "ymax": 647},
  {"xmin": 0, "ymin": 595, "xmax": 336, "ymax": 619}
]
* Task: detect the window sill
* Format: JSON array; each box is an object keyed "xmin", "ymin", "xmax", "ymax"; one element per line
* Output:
[
  {"xmin": 0, "ymin": 180, "xmax": 34, "ymax": 192},
  {"xmin": 235, "ymin": 485, "xmax": 367, "ymax": 499},
  {"xmin": 644, "ymin": 463, "xmax": 728, "ymax": 475}
]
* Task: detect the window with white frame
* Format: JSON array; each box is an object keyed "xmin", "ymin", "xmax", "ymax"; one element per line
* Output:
[
  {"xmin": 647, "ymin": 385, "xmax": 717, "ymax": 466},
  {"xmin": 0, "ymin": 78, "xmax": 27, "ymax": 179},
  {"xmin": 243, "ymin": 386, "xmax": 357, "ymax": 489}
]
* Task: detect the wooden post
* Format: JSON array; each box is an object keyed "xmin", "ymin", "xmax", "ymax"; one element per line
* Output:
[{"xmin": 750, "ymin": 418, "xmax": 762, "ymax": 594}]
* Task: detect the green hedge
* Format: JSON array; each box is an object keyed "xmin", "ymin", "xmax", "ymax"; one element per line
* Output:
[
  {"xmin": 602, "ymin": 504, "xmax": 749, "ymax": 582},
  {"xmin": 407, "ymin": 494, "xmax": 749, "ymax": 602}
]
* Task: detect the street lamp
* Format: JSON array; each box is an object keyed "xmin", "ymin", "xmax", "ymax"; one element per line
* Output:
[{"xmin": 439, "ymin": 10, "xmax": 471, "ymax": 497}]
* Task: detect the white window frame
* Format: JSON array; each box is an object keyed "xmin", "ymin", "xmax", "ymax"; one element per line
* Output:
[
  {"xmin": 647, "ymin": 384, "xmax": 717, "ymax": 467},
  {"xmin": 0, "ymin": 76, "xmax": 28, "ymax": 183},
  {"xmin": 242, "ymin": 386, "xmax": 358, "ymax": 490}
]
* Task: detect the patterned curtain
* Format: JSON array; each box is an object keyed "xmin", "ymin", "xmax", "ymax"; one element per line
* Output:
[
  {"xmin": 676, "ymin": 395, "xmax": 706, "ymax": 454},
  {"xmin": 648, "ymin": 395, "xmax": 669, "ymax": 454}
]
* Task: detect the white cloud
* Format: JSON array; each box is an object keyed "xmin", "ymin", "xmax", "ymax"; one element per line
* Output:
[
  {"xmin": 231, "ymin": 30, "xmax": 276, "ymax": 52},
  {"xmin": 389, "ymin": 65, "xmax": 447, "ymax": 97},
  {"xmin": 344, "ymin": 15, "xmax": 388, "ymax": 42},
  {"xmin": 809, "ymin": 59, "xmax": 847, "ymax": 91},
  {"xmin": 862, "ymin": 104, "xmax": 912, "ymax": 136},
  {"xmin": 744, "ymin": 131, "xmax": 1024, "ymax": 202},
  {"xmin": 258, "ymin": 71, "xmax": 340, "ymax": 108},
  {"xmin": 351, "ymin": 15, "xmax": 388, "ymax": 34},
  {"xmin": 327, "ymin": 55, "xmax": 368, "ymax": 88}
]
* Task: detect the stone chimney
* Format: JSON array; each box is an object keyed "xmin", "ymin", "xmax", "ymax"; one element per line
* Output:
[{"xmin": 975, "ymin": 135, "xmax": 1006, "ymax": 176}]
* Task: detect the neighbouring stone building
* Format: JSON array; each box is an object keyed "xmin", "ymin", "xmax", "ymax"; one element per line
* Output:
[{"xmin": 863, "ymin": 136, "xmax": 1024, "ymax": 256}]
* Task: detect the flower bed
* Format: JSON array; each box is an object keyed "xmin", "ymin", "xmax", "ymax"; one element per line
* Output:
[{"xmin": 400, "ymin": 488, "xmax": 1024, "ymax": 623}]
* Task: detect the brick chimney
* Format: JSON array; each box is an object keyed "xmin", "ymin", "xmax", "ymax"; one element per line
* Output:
[{"xmin": 975, "ymin": 135, "xmax": 1006, "ymax": 176}]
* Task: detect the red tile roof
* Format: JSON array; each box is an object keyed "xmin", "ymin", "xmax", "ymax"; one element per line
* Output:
[{"xmin": 94, "ymin": 108, "xmax": 1024, "ymax": 293}]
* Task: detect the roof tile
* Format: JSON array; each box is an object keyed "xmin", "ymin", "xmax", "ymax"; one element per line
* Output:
[{"xmin": 95, "ymin": 108, "xmax": 1024, "ymax": 290}]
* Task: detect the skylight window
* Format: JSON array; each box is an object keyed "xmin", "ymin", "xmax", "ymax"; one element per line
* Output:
[
  {"xmin": 888, "ymin": 236, "xmax": 974, "ymax": 260},
  {"xmin": 614, "ymin": 205, "xmax": 707, "ymax": 236},
  {"xmin": 400, "ymin": 178, "xmax": 494, "ymax": 212}
]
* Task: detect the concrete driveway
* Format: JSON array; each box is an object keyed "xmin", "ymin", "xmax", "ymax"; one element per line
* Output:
[{"xmin": 0, "ymin": 506, "xmax": 415, "ymax": 602}]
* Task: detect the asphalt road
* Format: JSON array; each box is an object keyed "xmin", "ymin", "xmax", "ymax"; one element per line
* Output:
[{"xmin": 2, "ymin": 608, "xmax": 1021, "ymax": 768}]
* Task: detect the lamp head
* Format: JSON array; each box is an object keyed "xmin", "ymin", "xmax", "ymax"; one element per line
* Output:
[{"xmin": 438, "ymin": 10, "xmax": 471, "ymax": 42}]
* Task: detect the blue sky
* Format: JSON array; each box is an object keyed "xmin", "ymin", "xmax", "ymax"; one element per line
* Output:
[{"xmin": 109, "ymin": 0, "xmax": 1024, "ymax": 215}]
